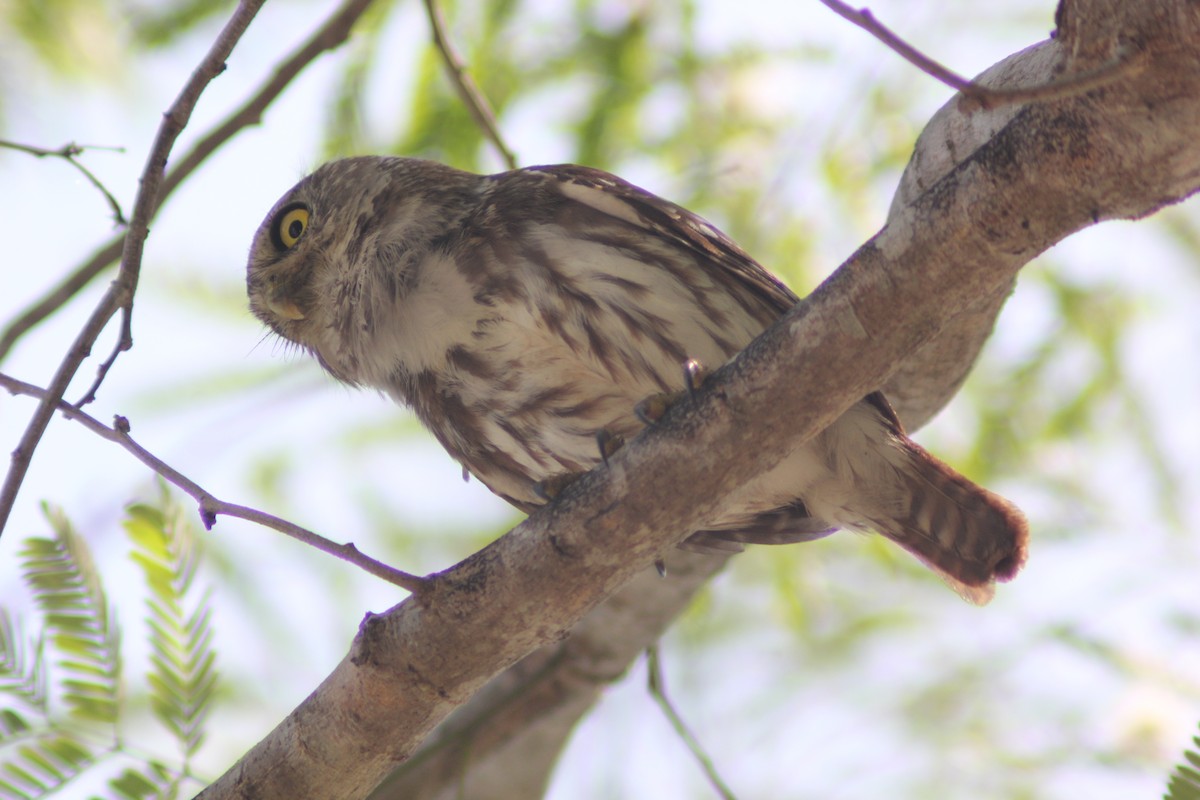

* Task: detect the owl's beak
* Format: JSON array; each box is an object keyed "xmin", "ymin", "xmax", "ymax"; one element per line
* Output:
[{"xmin": 267, "ymin": 296, "xmax": 306, "ymax": 321}]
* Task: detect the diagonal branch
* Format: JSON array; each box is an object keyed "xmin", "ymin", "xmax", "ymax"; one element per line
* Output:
[
  {"xmin": 817, "ymin": 0, "xmax": 1139, "ymax": 110},
  {"xmin": 646, "ymin": 647, "xmax": 737, "ymax": 800},
  {"xmin": 0, "ymin": 372, "xmax": 426, "ymax": 593},
  {"xmin": 198, "ymin": 4, "xmax": 1200, "ymax": 796},
  {"xmin": 0, "ymin": 0, "xmax": 382, "ymax": 366},
  {"xmin": 0, "ymin": 0, "xmax": 387, "ymax": 540},
  {"xmin": 422, "ymin": 0, "xmax": 518, "ymax": 169},
  {"xmin": 0, "ymin": 140, "xmax": 128, "ymax": 225},
  {"xmin": 0, "ymin": 0, "xmax": 268, "ymax": 539}
]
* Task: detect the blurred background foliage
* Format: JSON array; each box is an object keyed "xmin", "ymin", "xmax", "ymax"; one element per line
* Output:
[{"xmin": 1, "ymin": 0, "xmax": 1199, "ymax": 797}]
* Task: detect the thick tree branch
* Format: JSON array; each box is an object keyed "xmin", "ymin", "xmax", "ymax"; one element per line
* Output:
[
  {"xmin": 365, "ymin": 15, "xmax": 1121, "ymax": 800},
  {"xmin": 199, "ymin": 3, "xmax": 1200, "ymax": 797}
]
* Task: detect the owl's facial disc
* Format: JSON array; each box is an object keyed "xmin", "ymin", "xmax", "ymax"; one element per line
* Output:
[{"xmin": 251, "ymin": 201, "xmax": 317, "ymax": 324}]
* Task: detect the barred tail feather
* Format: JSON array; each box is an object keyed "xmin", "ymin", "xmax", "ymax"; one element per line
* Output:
[{"xmin": 871, "ymin": 440, "xmax": 1029, "ymax": 605}]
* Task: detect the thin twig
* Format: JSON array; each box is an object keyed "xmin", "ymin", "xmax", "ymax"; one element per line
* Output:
[
  {"xmin": 0, "ymin": 139, "xmax": 128, "ymax": 225},
  {"xmin": 0, "ymin": 0, "xmax": 381, "ymax": 365},
  {"xmin": 0, "ymin": 0, "xmax": 386, "ymax": 537},
  {"xmin": 422, "ymin": 0, "xmax": 518, "ymax": 169},
  {"xmin": 0, "ymin": 372, "xmax": 427, "ymax": 593},
  {"xmin": 646, "ymin": 646, "xmax": 738, "ymax": 800},
  {"xmin": 818, "ymin": 0, "xmax": 1137, "ymax": 111},
  {"xmin": 0, "ymin": 0, "xmax": 268, "ymax": 540}
]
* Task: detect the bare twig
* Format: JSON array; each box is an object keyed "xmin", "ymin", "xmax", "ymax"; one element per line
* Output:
[
  {"xmin": 0, "ymin": 371, "xmax": 427, "ymax": 593},
  {"xmin": 75, "ymin": 305, "xmax": 133, "ymax": 408},
  {"xmin": 0, "ymin": 0, "xmax": 268, "ymax": 540},
  {"xmin": 0, "ymin": 139, "xmax": 128, "ymax": 225},
  {"xmin": 818, "ymin": 0, "xmax": 1137, "ymax": 110},
  {"xmin": 0, "ymin": 0, "xmax": 387, "ymax": 538},
  {"xmin": 0, "ymin": 0, "xmax": 382, "ymax": 365},
  {"xmin": 422, "ymin": 0, "xmax": 518, "ymax": 169},
  {"xmin": 646, "ymin": 646, "xmax": 737, "ymax": 800}
]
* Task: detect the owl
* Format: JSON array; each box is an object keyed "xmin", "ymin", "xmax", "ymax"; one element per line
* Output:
[{"xmin": 246, "ymin": 156, "xmax": 1028, "ymax": 603}]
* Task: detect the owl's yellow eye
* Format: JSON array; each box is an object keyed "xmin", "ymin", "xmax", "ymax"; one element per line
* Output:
[{"xmin": 273, "ymin": 204, "xmax": 310, "ymax": 249}]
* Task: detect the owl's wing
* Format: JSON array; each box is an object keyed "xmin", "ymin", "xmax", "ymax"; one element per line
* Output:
[
  {"xmin": 526, "ymin": 163, "xmax": 908, "ymax": 436},
  {"xmin": 520, "ymin": 165, "xmax": 925, "ymax": 553},
  {"xmin": 526, "ymin": 164, "xmax": 802, "ymax": 316}
]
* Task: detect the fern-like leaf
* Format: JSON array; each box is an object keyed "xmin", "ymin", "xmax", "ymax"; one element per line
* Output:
[
  {"xmin": 108, "ymin": 759, "xmax": 178, "ymax": 800},
  {"xmin": 125, "ymin": 500, "xmax": 217, "ymax": 760},
  {"xmin": 18, "ymin": 505, "xmax": 121, "ymax": 726},
  {"xmin": 0, "ymin": 610, "xmax": 47, "ymax": 718},
  {"xmin": 1166, "ymin": 727, "xmax": 1200, "ymax": 800},
  {"xmin": 0, "ymin": 733, "xmax": 94, "ymax": 798}
]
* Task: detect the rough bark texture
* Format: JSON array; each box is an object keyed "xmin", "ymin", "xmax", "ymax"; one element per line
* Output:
[{"xmin": 199, "ymin": 1, "xmax": 1200, "ymax": 797}]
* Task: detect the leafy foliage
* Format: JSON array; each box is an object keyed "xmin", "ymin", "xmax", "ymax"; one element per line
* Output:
[
  {"xmin": 20, "ymin": 506, "xmax": 121, "ymax": 727},
  {"xmin": 1167, "ymin": 725, "xmax": 1200, "ymax": 800},
  {"xmin": 0, "ymin": 496, "xmax": 217, "ymax": 799},
  {"xmin": 125, "ymin": 498, "xmax": 217, "ymax": 760}
]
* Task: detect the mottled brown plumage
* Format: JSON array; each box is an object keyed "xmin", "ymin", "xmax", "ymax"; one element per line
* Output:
[{"xmin": 246, "ymin": 156, "xmax": 1028, "ymax": 603}]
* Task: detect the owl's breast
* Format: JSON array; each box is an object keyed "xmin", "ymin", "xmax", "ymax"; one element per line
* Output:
[{"xmin": 376, "ymin": 229, "xmax": 773, "ymax": 507}]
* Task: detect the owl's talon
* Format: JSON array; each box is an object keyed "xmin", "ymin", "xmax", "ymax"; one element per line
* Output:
[
  {"xmin": 634, "ymin": 363, "xmax": 707, "ymax": 425},
  {"xmin": 635, "ymin": 392, "xmax": 678, "ymax": 425},
  {"xmin": 534, "ymin": 472, "xmax": 584, "ymax": 502},
  {"xmin": 596, "ymin": 429, "xmax": 624, "ymax": 466},
  {"xmin": 683, "ymin": 358, "xmax": 709, "ymax": 397}
]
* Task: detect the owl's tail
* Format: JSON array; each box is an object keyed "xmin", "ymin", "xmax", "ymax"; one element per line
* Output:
[
  {"xmin": 681, "ymin": 394, "xmax": 1028, "ymax": 604},
  {"xmin": 864, "ymin": 437, "xmax": 1029, "ymax": 605}
]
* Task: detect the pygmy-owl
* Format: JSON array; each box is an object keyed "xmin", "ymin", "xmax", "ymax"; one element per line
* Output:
[{"xmin": 246, "ymin": 156, "xmax": 1028, "ymax": 603}]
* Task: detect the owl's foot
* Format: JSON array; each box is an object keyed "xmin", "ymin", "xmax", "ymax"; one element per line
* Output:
[
  {"xmin": 534, "ymin": 472, "xmax": 581, "ymax": 501},
  {"xmin": 635, "ymin": 359, "xmax": 710, "ymax": 425},
  {"xmin": 683, "ymin": 358, "xmax": 710, "ymax": 396},
  {"xmin": 534, "ymin": 429, "xmax": 625, "ymax": 500},
  {"xmin": 595, "ymin": 428, "xmax": 625, "ymax": 466}
]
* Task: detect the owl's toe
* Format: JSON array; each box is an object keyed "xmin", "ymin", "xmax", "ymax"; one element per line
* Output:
[
  {"xmin": 534, "ymin": 472, "xmax": 585, "ymax": 501},
  {"xmin": 595, "ymin": 429, "xmax": 625, "ymax": 466},
  {"xmin": 683, "ymin": 358, "xmax": 709, "ymax": 397},
  {"xmin": 635, "ymin": 392, "xmax": 679, "ymax": 425}
]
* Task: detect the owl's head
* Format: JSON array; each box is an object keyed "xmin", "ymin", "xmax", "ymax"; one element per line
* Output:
[{"xmin": 246, "ymin": 156, "xmax": 483, "ymax": 383}]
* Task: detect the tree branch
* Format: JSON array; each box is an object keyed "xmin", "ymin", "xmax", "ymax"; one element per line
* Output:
[
  {"xmin": 0, "ymin": 372, "xmax": 427, "ymax": 592},
  {"xmin": 0, "ymin": 0, "xmax": 268, "ymax": 539},
  {"xmin": 0, "ymin": 0, "xmax": 394, "ymax": 540},
  {"xmin": 817, "ymin": 0, "xmax": 1139, "ymax": 111},
  {"xmin": 364, "ymin": 21, "xmax": 1117, "ymax": 799},
  {"xmin": 0, "ymin": 140, "xmax": 128, "ymax": 225},
  {"xmin": 646, "ymin": 646, "xmax": 737, "ymax": 800},
  {"xmin": 422, "ymin": 0, "xmax": 518, "ymax": 169},
  {"xmin": 198, "ymin": 3, "xmax": 1200, "ymax": 797},
  {"xmin": 0, "ymin": 0, "xmax": 382, "ymax": 366}
]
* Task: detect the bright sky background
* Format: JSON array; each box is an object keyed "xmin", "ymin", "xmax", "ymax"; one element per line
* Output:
[{"xmin": 2, "ymin": 1, "xmax": 1199, "ymax": 798}]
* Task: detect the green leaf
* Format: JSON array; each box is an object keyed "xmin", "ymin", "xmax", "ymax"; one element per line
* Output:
[
  {"xmin": 0, "ymin": 733, "xmax": 96, "ymax": 797},
  {"xmin": 0, "ymin": 610, "xmax": 47, "ymax": 712},
  {"xmin": 124, "ymin": 494, "xmax": 218, "ymax": 760},
  {"xmin": 0, "ymin": 709, "xmax": 31, "ymax": 738},
  {"xmin": 108, "ymin": 760, "xmax": 177, "ymax": 800},
  {"xmin": 19, "ymin": 507, "xmax": 122, "ymax": 726},
  {"xmin": 1166, "ymin": 728, "xmax": 1200, "ymax": 799}
]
